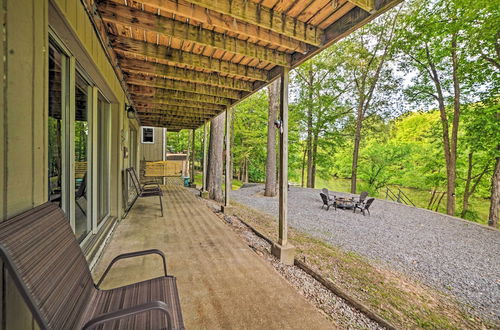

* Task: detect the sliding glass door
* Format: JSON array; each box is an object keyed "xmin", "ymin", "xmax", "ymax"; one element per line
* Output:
[
  {"xmin": 48, "ymin": 32, "xmax": 114, "ymax": 243},
  {"xmin": 97, "ymin": 95, "xmax": 110, "ymax": 225},
  {"xmin": 74, "ymin": 72, "xmax": 92, "ymax": 242},
  {"xmin": 48, "ymin": 41, "xmax": 70, "ymax": 213}
]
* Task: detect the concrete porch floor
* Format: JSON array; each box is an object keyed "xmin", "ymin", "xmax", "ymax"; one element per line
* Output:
[{"xmin": 93, "ymin": 185, "xmax": 334, "ymax": 329}]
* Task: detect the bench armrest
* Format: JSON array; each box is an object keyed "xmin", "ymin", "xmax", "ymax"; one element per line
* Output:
[
  {"xmin": 96, "ymin": 249, "xmax": 168, "ymax": 288},
  {"xmin": 81, "ymin": 301, "xmax": 173, "ymax": 330}
]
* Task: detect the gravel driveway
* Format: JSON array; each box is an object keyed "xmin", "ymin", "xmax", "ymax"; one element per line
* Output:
[{"xmin": 231, "ymin": 184, "xmax": 500, "ymax": 322}]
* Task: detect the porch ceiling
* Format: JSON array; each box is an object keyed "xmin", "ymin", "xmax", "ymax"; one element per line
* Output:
[{"xmin": 85, "ymin": 0, "xmax": 401, "ymax": 131}]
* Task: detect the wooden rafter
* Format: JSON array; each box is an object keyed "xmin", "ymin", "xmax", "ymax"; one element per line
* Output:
[
  {"xmin": 128, "ymin": 86, "xmax": 233, "ymax": 105},
  {"xmin": 132, "ymin": 96, "xmax": 225, "ymax": 111},
  {"xmin": 135, "ymin": 105, "xmax": 218, "ymax": 116},
  {"xmin": 133, "ymin": 0, "xmax": 308, "ymax": 52},
  {"xmin": 178, "ymin": 0, "xmax": 324, "ymax": 46},
  {"xmin": 125, "ymin": 74, "xmax": 242, "ymax": 99},
  {"xmin": 347, "ymin": 0, "xmax": 375, "ymax": 12},
  {"xmin": 98, "ymin": 2, "xmax": 291, "ymax": 66},
  {"xmin": 112, "ymin": 36, "xmax": 269, "ymax": 81},
  {"xmin": 119, "ymin": 58, "xmax": 255, "ymax": 92}
]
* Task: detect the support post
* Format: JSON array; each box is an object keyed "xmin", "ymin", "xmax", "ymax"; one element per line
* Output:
[
  {"xmin": 201, "ymin": 122, "xmax": 209, "ymax": 198},
  {"xmin": 190, "ymin": 128, "xmax": 195, "ymax": 186},
  {"xmin": 222, "ymin": 108, "xmax": 233, "ymax": 214},
  {"xmin": 271, "ymin": 69, "xmax": 295, "ymax": 265}
]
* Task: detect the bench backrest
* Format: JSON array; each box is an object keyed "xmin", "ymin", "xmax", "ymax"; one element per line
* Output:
[
  {"xmin": 126, "ymin": 167, "xmax": 142, "ymax": 195},
  {"xmin": 0, "ymin": 203, "xmax": 95, "ymax": 329},
  {"xmin": 320, "ymin": 193, "xmax": 329, "ymax": 205}
]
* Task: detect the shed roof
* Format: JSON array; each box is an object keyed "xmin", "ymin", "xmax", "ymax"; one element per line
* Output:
[{"xmin": 85, "ymin": 0, "xmax": 401, "ymax": 131}]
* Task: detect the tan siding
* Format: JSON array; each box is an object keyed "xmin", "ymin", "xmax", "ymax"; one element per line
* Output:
[
  {"xmin": 141, "ymin": 128, "xmax": 165, "ymax": 161},
  {"xmin": 2, "ymin": 0, "xmax": 49, "ymax": 329}
]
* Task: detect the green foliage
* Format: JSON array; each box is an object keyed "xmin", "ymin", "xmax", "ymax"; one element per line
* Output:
[{"xmin": 197, "ymin": 0, "xmax": 499, "ymax": 226}]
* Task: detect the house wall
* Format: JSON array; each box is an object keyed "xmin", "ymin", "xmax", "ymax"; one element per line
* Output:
[
  {"xmin": 0, "ymin": 0, "xmax": 138, "ymax": 328},
  {"xmin": 140, "ymin": 127, "xmax": 166, "ymax": 161}
]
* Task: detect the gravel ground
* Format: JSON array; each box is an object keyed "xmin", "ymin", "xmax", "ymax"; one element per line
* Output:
[
  {"xmin": 199, "ymin": 194, "xmax": 384, "ymax": 329},
  {"xmin": 231, "ymin": 184, "xmax": 500, "ymax": 322}
]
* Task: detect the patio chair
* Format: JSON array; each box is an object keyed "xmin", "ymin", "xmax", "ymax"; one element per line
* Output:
[
  {"xmin": 75, "ymin": 173, "xmax": 87, "ymax": 216},
  {"xmin": 357, "ymin": 191, "xmax": 369, "ymax": 204},
  {"xmin": 0, "ymin": 202, "xmax": 184, "ymax": 330},
  {"xmin": 127, "ymin": 167, "xmax": 164, "ymax": 217},
  {"xmin": 130, "ymin": 167, "xmax": 162, "ymax": 192},
  {"xmin": 353, "ymin": 197, "xmax": 374, "ymax": 216},
  {"xmin": 320, "ymin": 193, "xmax": 337, "ymax": 211},
  {"xmin": 321, "ymin": 188, "xmax": 332, "ymax": 200}
]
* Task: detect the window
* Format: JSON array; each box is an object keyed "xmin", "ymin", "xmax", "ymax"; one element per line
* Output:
[
  {"xmin": 48, "ymin": 32, "xmax": 112, "ymax": 243},
  {"xmin": 74, "ymin": 71, "xmax": 92, "ymax": 242},
  {"xmin": 97, "ymin": 95, "xmax": 110, "ymax": 225},
  {"xmin": 48, "ymin": 41, "xmax": 70, "ymax": 214},
  {"xmin": 141, "ymin": 127, "xmax": 155, "ymax": 144}
]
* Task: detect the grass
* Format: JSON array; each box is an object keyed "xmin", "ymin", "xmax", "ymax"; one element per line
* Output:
[
  {"xmin": 193, "ymin": 172, "xmax": 244, "ymax": 190},
  {"xmin": 229, "ymin": 201, "xmax": 494, "ymax": 329}
]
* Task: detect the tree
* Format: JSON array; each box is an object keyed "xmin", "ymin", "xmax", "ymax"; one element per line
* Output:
[
  {"xmin": 293, "ymin": 50, "xmax": 349, "ymax": 188},
  {"xmin": 207, "ymin": 112, "xmax": 224, "ymax": 202},
  {"xmin": 397, "ymin": 0, "xmax": 473, "ymax": 215},
  {"xmin": 265, "ymin": 79, "xmax": 279, "ymax": 197},
  {"xmin": 333, "ymin": 9, "xmax": 401, "ymax": 194}
]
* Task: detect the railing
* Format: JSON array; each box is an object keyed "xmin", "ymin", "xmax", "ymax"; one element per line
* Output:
[{"xmin": 384, "ymin": 186, "xmax": 415, "ymax": 207}]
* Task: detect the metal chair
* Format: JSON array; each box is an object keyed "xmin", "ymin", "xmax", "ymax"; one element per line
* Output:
[
  {"xmin": 320, "ymin": 193, "xmax": 337, "ymax": 211},
  {"xmin": 354, "ymin": 198, "xmax": 374, "ymax": 216}
]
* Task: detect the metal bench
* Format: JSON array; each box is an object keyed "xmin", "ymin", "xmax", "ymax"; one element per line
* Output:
[
  {"xmin": 127, "ymin": 167, "xmax": 164, "ymax": 217},
  {"xmin": 0, "ymin": 203, "xmax": 184, "ymax": 329}
]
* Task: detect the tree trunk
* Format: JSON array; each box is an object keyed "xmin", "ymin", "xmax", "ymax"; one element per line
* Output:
[
  {"xmin": 311, "ymin": 132, "xmax": 319, "ymax": 188},
  {"xmin": 243, "ymin": 158, "xmax": 249, "ymax": 183},
  {"xmin": 306, "ymin": 109, "xmax": 313, "ymax": 188},
  {"xmin": 306, "ymin": 71, "xmax": 314, "ymax": 188},
  {"xmin": 351, "ymin": 102, "xmax": 364, "ymax": 194},
  {"xmin": 301, "ymin": 145, "xmax": 307, "ymax": 187},
  {"xmin": 265, "ymin": 79, "xmax": 279, "ymax": 197},
  {"xmin": 461, "ymin": 153, "xmax": 474, "ymax": 218},
  {"xmin": 447, "ymin": 32, "xmax": 460, "ymax": 216},
  {"xmin": 488, "ymin": 146, "xmax": 500, "ymax": 227},
  {"xmin": 207, "ymin": 112, "xmax": 224, "ymax": 202}
]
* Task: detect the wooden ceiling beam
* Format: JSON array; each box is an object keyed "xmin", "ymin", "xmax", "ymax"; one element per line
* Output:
[
  {"xmin": 112, "ymin": 36, "xmax": 268, "ymax": 81},
  {"xmin": 128, "ymin": 85, "xmax": 232, "ymax": 105},
  {"xmin": 120, "ymin": 58, "xmax": 255, "ymax": 92},
  {"xmin": 137, "ymin": 112, "xmax": 211, "ymax": 121},
  {"xmin": 134, "ymin": 0, "xmax": 308, "ymax": 53},
  {"xmin": 98, "ymin": 1, "xmax": 291, "ymax": 66},
  {"xmin": 125, "ymin": 74, "xmax": 242, "ymax": 99},
  {"xmin": 135, "ymin": 105, "xmax": 218, "ymax": 116},
  {"xmin": 180, "ymin": 0, "xmax": 323, "ymax": 46},
  {"xmin": 131, "ymin": 96, "xmax": 225, "ymax": 111},
  {"xmin": 347, "ymin": 0, "xmax": 375, "ymax": 12}
]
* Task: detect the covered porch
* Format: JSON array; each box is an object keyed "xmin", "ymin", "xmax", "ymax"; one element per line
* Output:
[{"xmin": 94, "ymin": 185, "xmax": 333, "ymax": 329}]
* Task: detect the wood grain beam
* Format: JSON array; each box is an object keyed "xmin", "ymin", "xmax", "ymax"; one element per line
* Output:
[
  {"xmin": 347, "ymin": 0, "xmax": 375, "ymax": 12},
  {"xmin": 126, "ymin": 74, "xmax": 242, "ymax": 99},
  {"xmin": 98, "ymin": 1, "xmax": 291, "ymax": 66},
  {"xmin": 179, "ymin": 0, "xmax": 323, "ymax": 46},
  {"xmin": 128, "ymin": 85, "xmax": 232, "ymax": 105},
  {"xmin": 131, "ymin": 96, "xmax": 225, "ymax": 111},
  {"xmin": 135, "ymin": 104, "xmax": 218, "ymax": 116},
  {"xmin": 119, "ymin": 58, "xmax": 255, "ymax": 91},
  {"xmin": 134, "ymin": 0, "xmax": 308, "ymax": 52},
  {"xmin": 137, "ymin": 112, "xmax": 211, "ymax": 121},
  {"xmin": 112, "ymin": 36, "xmax": 268, "ymax": 81}
]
